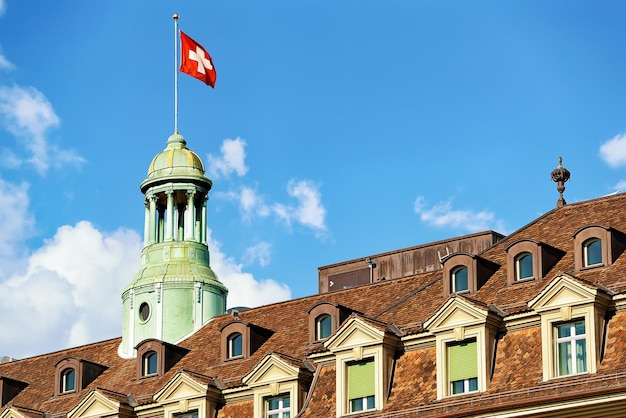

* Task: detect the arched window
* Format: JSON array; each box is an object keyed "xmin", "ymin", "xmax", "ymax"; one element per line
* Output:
[
  {"xmin": 228, "ymin": 333, "xmax": 243, "ymax": 358},
  {"xmin": 60, "ymin": 368, "xmax": 75, "ymax": 393},
  {"xmin": 515, "ymin": 252, "xmax": 533, "ymax": 280},
  {"xmin": 452, "ymin": 266, "xmax": 469, "ymax": 293},
  {"xmin": 142, "ymin": 351, "xmax": 158, "ymax": 376},
  {"xmin": 583, "ymin": 238, "xmax": 602, "ymax": 267},
  {"xmin": 316, "ymin": 314, "xmax": 332, "ymax": 340}
]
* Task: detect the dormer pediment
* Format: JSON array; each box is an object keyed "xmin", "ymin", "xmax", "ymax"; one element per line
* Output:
[
  {"xmin": 243, "ymin": 354, "xmax": 300, "ymax": 387},
  {"xmin": 528, "ymin": 274, "xmax": 608, "ymax": 312},
  {"xmin": 324, "ymin": 316, "xmax": 385, "ymax": 353},
  {"xmin": 424, "ymin": 297, "xmax": 490, "ymax": 333},
  {"xmin": 0, "ymin": 407, "xmax": 38, "ymax": 418},
  {"xmin": 154, "ymin": 372, "xmax": 208, "ymax": 404},
  {"xmin": 67, "ymin": 390, "xmax": 120, "ymax": 418}
]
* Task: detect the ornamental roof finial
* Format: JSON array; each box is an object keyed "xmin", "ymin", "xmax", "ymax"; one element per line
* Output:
[{"xmin": 551, "ymin": 156, "xmax": 570, "ymax": 208}]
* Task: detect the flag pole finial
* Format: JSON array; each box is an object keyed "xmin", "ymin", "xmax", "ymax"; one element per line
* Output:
[{"xmin": 173, "ymin": 13, "xmax": 179, "ymax": 20}]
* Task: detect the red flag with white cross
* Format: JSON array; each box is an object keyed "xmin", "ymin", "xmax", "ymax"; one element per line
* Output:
[{"xmin": 179, "ymin": 31, "xmax": 216, "ymax": 88}]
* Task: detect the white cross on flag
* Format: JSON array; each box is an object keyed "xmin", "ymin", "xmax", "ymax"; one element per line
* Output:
[{"xmin": 180, "ymin": 30, "xmax": 217, "ymax": 88}]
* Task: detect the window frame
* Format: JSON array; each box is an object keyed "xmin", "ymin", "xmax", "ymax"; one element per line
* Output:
[
  {"xmin": 227, "ymin": 332, "xmax": 243, "ymax": 359},
  {"xmin": 315, "ymin": 314, "xmax": 332, "ymax": 340},
  {"xmin": 451, "ymin": 266, "xmax": 469, "ymax": 293},
  {"xmin": 265, "ymin": 394, "xmax": 291, "ymax": 418},
  {"xmin": 555, "ymin": 320, "xmax": 587, "ymax": 377},
  {"xmin": 346, "ymin": 358, "xmax": 376, "ymax": 414},
  {"xmin": 60, "ymin": 368, "xmax": 76, "ymax": 393},
  {"xmin": 447, "ymin": 338, "xmax": 479, "ymax": 396},
  {"xmin": 583, "ymin": 238, "xmax": 602, "ymax": 268},
  {"xmin": 515, "ymin": 252, "xmax": 534, "ymax": 281},
  {"xmin": 142, "ymin": 350, "xmax": 158, "ymax": 376}
]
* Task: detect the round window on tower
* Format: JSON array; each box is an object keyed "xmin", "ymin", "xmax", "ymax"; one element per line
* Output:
[{"xmin": 138, "ymin": 302, "xmax": 151, "ymax": 323}]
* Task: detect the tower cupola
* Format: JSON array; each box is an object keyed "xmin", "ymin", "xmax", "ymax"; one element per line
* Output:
[{"xmin": 119, "ymin": 133, "xmax": 228, "ymax": 358}]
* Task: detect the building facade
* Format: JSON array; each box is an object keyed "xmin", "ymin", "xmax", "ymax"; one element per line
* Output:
[{"xmin": 2, "ymin": 136, "xmax": 626, "ymax": 417}]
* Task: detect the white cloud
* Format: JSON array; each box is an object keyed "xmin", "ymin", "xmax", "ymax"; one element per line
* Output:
[
  {"xmin": 599, "ymin": 132, "xmax": 626, "ymax": 168},
  {"xmin": 207, "ymin": 230, "xmax": 290, "ymax": 308},
  {"xmin": 0, "ymin": 0, "xmax": 5, "ymax": 17},
  {"xmin": 286, "ymin": 179, "xmax": 327, "ymax": 232},
  {"xmin": 0, "ymin": 53, "xmax": 13, "ymax": 70},
  {"xmin": 207, "ymin": 137, "xmax": 248, "ymax": 179},
  {"xmin": 414, "ymin": 195, "xmax": 506, "ymax": 233},
  {"xmin": 614, "ymin": 180, "xmax": 626, "ymax": 192},
  {"xmin": 243, "ymin": 241, "xmax": 272, "ymax": 266},
  {"xmin": 0, "ymin": 84, "xmax": 84, "ymax": 174},
  {"xmin": 0, "ymin": 221, "xmax": 142, "ymax": 359}
]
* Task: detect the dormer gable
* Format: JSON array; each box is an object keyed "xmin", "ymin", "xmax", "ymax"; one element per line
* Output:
[
  {"xmin": 424, "ymin": 296, "xmax": 501, "ymax": 333},
  {"xmin": 572, "ymin": 225, "xmax": 626, "ymax": 272},
  {"xmin": 243, "ymin": 353, "xmax": 304, "ymax": 388},
  {"xmin": 441, "ymin": 253, "xmax": 499, "ymax": 297},
  {"xmin": 220, "ymin": 320, "xmax": 273, "ymax": 362},
  {"xmin": 0, "ymin": 406, "xmax": 43, "ymax": 418},
  {"xmin": 53, "ymin": 357, "xmax": 108, "ymax": 396},
  {"xmin": 0, "ymin": 377, "xmax": 28, "ymax": 407},
  {"xmin": 135, "ymin": 338, "xmax": 189, "ymax": 379},
  {"xmin": 152, "ymin": 371, "xmax": 221, "ymax": 418},
  {"xmin": 324, "ymin": 315, "xmax": 400, "ymax": 354},
  {"xmin": 505, "ymin": 239, "xmax": 564, "ymax": 285},
  {"xmin": 67, "ymin": 389, "xmax": 133, "ymax": 418},
  {"xmin": 528, "ymin": 274, "xmax": 612, "ymax": 312},
  {"xmin": 307, "ymin": 301, "xmax": 352, "ymax": 343}
]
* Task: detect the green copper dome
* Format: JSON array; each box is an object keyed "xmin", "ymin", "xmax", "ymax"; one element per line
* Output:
[{"xmin": 141, "ymin": 133, "xmax": 211, "ymax": 193}]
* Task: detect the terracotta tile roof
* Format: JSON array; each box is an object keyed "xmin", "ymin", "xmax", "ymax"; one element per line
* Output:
[{"xmin": 2, "ymin": 192, "xmax": 626, "ymax": 417}]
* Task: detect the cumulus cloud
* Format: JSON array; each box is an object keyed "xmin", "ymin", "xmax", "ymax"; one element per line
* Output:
[
  {"xmin": 599, "ymin": 132, "xmax": 626, "ymax": 168},
  {"xmin": 414, "ymin": 196, "xmax": 506, "ymax": 233},
  {"xmin": 208, "ymin": 231, "xmax": 290, "ymax": 308},
  {"xmin": 207, "ymin": 137, "xmax": 248, "ymax": 179},
  {"xmin": 0, "ymin": 52, "xmax": 13, "ymax": 70},
  {"xmin": 0, "ymin": 221, "xmax": 143, "ymax": 358},
  {"xmin": 0, "ymin": 85, "xmax": 84, "ymax": 174}
]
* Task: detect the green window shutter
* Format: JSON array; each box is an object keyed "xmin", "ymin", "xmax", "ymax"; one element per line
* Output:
[
  {"xmin": 347, "ymin": 360, "xmax": 375, "ymax": 399},
  {"xmin": 448, "ymin": 340, "xmax": 477, "ymax": 381}
]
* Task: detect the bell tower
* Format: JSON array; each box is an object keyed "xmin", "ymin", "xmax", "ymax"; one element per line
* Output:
[{"xmin": 119, "ymin": 133, "xmax": 228, "ymax": 358}]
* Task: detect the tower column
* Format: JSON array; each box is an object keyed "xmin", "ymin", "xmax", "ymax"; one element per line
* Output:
[
  {"xmin": 202, "ymin": 196, "xmax": 208, "ymax": 244},
  {"xmin": 186, "ymin": 190, "xmax": 196, "ymax": 241},
  {"xmin": 148, "ymin": 194, "xmax": 157, "ymax": 244},
  {"xmin": 143, "ymin": 200, "xmax": 150, "ymax": 247},
  {"xmin": 165, "ymin": 190, "xmax": 174, "ymax": 241}
]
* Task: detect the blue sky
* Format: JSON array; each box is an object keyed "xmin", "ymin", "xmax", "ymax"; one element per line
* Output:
[{"xmin": 0, "ymin": 0, "xmax": 625, "ymax": 359}]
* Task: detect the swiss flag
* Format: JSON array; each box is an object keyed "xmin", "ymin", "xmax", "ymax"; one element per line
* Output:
[{"xmin": 179, "ymin": 31, "xmax": 216, "ymax": 88}]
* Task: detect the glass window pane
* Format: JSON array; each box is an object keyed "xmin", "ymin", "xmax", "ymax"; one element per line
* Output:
[
  {"xmin": 453, "ymin": 267, "xmax": 468, "ymax": 292},
  {"xmin": 146, "ymin": 352, "xmax": 157, "ymax": 375},
  {"xmin": 576, "ymin": 339, "xmax": 587, "ymax": 373},
  {"xmin": 558, "ymin": 341, "xmax": 572, "ymax": 376},
  {"xmin": 557, "ymin": 323, "xmax": 571, "ymax": 338},
  {"xmin": 575, "ymin": 321, "xmax": 585, "ymax": 335},
  {"xmin": 350, "ymin": 398, "xmax": 363, "ymax": 412},
  {"xmin": 229, "ymin": 333, "xmax": 242, "ymax": 357},
  {"xmin": 585, "ymin": 239, "xmax": 602, "ymax": 266},
  {"xmin": 283, "ymin": 396, "xmax": 290, "ymax": 408},
  {"xmin": 517, "ymin": 253, "xmax": 533, "ymax": 279},
  {"xmin": 468, "ymin": 377, "xmax": 478, "ymax": 391},
  {"xmin": 62, "ymin": 369, "xmax": 75, "ymax": 392},
  {"xmin": 317, "ymin": 314, "xmax": 332, "ymax": 339},
  {"xmin": 366, "ymin": 395, "xmax": 375, "ymax": 409},
  {"xmin": 451, "ymin": 380, "xmax": 464, "ymax": 394}
]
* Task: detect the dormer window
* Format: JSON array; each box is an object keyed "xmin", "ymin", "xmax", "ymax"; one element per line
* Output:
[
  {"xmin": 573, "ymin": 225, "xmax": 626, "ymax": 271},
  {"xmin": 60, "ymin": 368, "xmax": 76, "ymax": 393},
  {"xmin": 228, "ymin": 333, "xmax": 243, "ymax": 358},
  {"xmin": 506, "ymin": 239, "xmax": 563, "ymax": 286},
  {"xmin": 135, "ymin": 339, "xmax": 188, "ymax": 378},
  {"xmin": 451, "ymin": 266, "xmax": 469, "ymax": 293},
  {"xmin": 442, "ymin": 253, "xmax": 498, "ymax": 297},
  {"xmin": 220, "ymin": 320, "xmax": 273, "ymax": 362},
  {"xmin": 54, "ymin": 357, "xmax": 107, "ymax": 396},
  {"xmin": 142, "ymin": 351, "xmax": 158, "ymax": 376},
  {"xmin": 316, "ymin": 314, "xmax": 332, "ymax": 340},
  {"xmin": 583, "ymin": 238, "xmax": 602, "ymax": 267},
  {"xmin": 515, "ymin": 252, "xmax": 533, "ymax": 280},
  {"xmin": 307, "ymin": 302, "xmax": 351, "ymax": 343}
]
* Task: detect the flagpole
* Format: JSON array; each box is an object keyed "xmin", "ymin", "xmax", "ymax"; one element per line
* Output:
[{"xmin": 173, "ymin": 13, "xmax": 179, "ymax": 134}]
